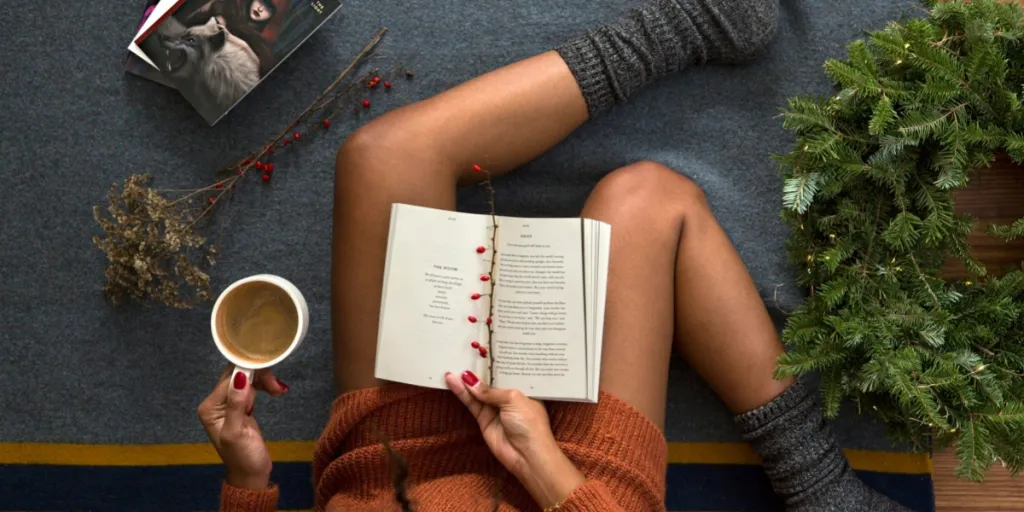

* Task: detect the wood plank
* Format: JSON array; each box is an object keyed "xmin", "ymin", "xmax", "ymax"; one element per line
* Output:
[
  {"xmin": 934, "ymin": 448, "xmax": 1024, "ymax": 511},
  {"xmin": 935, "ymin": 154, "xmax": 1024, "ymax": 510},
  {"xmin": 942, "ymin": 155, "xmax": 1024, "ymax": 279}
]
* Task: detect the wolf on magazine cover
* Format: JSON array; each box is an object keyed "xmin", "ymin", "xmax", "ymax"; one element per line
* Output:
[
  {"xmin": 137, "ymin": 0, "xmax": 342, "ymax": 124},
  {"xmin": 124, "ymin": 0, "xmax": 176, "ymax": 89}
]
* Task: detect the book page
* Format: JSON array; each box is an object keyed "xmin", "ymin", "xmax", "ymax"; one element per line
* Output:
[
  {"xmin": 491, "ymin": 217, "xmax": 588, "ymax": 400},
  {"xmin": 376, "ymin": 205, "xmax": 494, "ymax": 389},
  {"xmin": 583, "ymin": 220, "xmax": 611, "ymax": 402}
]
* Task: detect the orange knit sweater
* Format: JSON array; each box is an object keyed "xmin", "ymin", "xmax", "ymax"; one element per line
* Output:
[{"xmin": 220, "ymin": 385, "xmax": 667, "ymax": 511}]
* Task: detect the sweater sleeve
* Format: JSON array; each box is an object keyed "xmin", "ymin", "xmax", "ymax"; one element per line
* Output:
[
  {"xmin": 734, "ymin": 378, "xmax": 910, "ymax": 511},
  {"xmin": 219, "ymin": 481, "xmax": 279, "ymax": 512},
  {"xmin": 557, "ymin": 480, "xmax": 626, "ymax": 512}
]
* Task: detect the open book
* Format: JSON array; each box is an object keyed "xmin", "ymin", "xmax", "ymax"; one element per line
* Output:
[{"xmin": 375, "ymin": 204, "xmax": 611, "ymax": 403}]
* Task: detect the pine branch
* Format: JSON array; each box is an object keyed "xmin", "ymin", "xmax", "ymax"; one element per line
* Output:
[{"xmin": 776, "ymin": 0, "xmax": 1024, "ymax": 481}]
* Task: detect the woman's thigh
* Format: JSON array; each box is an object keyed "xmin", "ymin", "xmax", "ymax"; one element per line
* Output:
[{"xmin": 563, "ymin": 161, "xmax": 697, "ymax": 431}]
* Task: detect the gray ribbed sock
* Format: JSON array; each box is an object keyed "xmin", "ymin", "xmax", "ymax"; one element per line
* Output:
[
  {"xmin": 734, "ymin": 378, "xmax": 911, "ymax": 512},
  {"xmin": 556, "ymin": 0, "xmax": 779, "ymax": 117}
]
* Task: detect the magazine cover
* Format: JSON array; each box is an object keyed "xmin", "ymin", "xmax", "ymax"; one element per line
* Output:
[
  {"xmin": 124, "ymin": 0, "xmax": 177, "ymax": 89},
  {"xmin": 137, "ymin": 0, "xmax": 343, "ymax": 124}
]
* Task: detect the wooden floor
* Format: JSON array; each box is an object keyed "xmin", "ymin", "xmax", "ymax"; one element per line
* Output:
[{"xmin": 934, "ymin": 156, "xmax": 1024, "ymax": 511}]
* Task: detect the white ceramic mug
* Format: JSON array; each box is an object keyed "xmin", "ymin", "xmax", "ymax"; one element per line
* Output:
[{"xmin": 210, "ymin": 274, "xmax": 310, "ymax": 384}]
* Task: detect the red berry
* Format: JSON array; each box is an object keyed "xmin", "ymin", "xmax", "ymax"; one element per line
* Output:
[
  {"xmin": 262, "ymin": 173, "xmax": 271, "ymax": 182},
  {"xmin": 368, "ymin": 81, "xmax": 376, "ymax": 88},
  {"xmin": 264, "ymin": 163, "xmax": 274, "ymax": 173},
  {"xmin": 384, "ymin": 81, "xmax": 392, "ymax": 89},
  {"xmin": 476, "ymin": 246, "xmax": 486, "ymax": 254},
  {"xmin": 471, "ymin": 293, "xmax": 481, "ymax": 300},
  {"xmin": 471, "ymin": 341, "xmax": 480, "ymax": 349},
  {"xmin": 208, "ymin": 197, "xmax": 216, "ymax": 204},
  {"xmin": 468, "ymin": 316, "xmax": 478, "ymax": 323},
  {"xmin": 478, "ymin": 348, "xmax": 488, "ymax": 357},
  {"xmin": 322, "ymin": 119, "xmax": 331, "ymax": 129},
  {"xmin": 267, "ymin": 146, "xmax": 274, "ymax": 154},
  {"xmin": 215, "ymin": 183, "xmax": 223, "ymax": 189},
  {"xmin": 283, "ymin": 139, "xmax": 291, "ymax": 146},
  {"xmin": 241, "ymin": 159, "xmax": 251, "ymax": 166},
  {"xmin": 255, "ymin": 161, "xmax": 264, "ymax": 170},
  {"xmin": 362, "ymin": 100, "xmax": 371, "ymax": 108},
  {"xmin": 293, "ymin": 132, "xmax": 301, "ymax": 140},
  {"xmin": 486, "ymin": 317, "xmax": 492, "ymax": 325},
  {"xmin": 472, "ymin": 164, "xmax": 482, "ymax": 172},
  {"xmin": 480, "ymin": 275, "xmax": 490, "ymax": 282}
]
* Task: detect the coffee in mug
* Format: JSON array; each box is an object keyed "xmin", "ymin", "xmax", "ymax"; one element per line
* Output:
[
  {"xmin": 215, "ymin": 281, "xmax": 299, "ymax": 363},
  {"xmin": 211, "ymin": 275, "xmax": 309, "ymax": 382}
]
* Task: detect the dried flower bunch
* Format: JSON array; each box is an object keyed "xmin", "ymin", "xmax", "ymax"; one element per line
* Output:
[
  {"xmin": 93, "ymin": 28, "xmax": 400, "ymax": 308},
  {"xmin": 93, "ymin": 173, "xmax": 217, "ymax": 308}
]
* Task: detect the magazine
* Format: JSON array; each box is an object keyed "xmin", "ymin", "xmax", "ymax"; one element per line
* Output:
[
  {"xmin": 124, "ymin": 0, "xmax": 176, "ymax": 89},
  {"xmin": 136, "ymin": 0, "xmax": 342, "ymax": 124}
]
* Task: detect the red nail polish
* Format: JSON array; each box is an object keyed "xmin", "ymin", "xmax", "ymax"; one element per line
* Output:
[
  {"xmin": 246, "ymin": 405, "xmax": 254, "ymax": 416},
  {"xmin": 476, "ymin": 246, "xmax": 486, "ymax": 254},
  {"xmin": 472, "ymin": 164, "xmax": 482, "ymax": 172},
  {"xmin": 468, "ymin": 316, "xmax": 477, "ymax": 323},
  {"xmin": 233, "ymin": 372, "xmax": 247, "ymax": 390},
  {"xmin": 480, "ymin": 275, "xmax": 490, "ymax": 282},
  {"xmin": 486, "ymin": 317, "xmax": 492, "ymax": 325},
  {"xmin": 471, "ymin": 341, "xmax": 480, "ymax": 349},
  {"xmin": 276, "ymin": 378, "xmax": 289, "ymax": 392},
  {"xmin": 471, "ymin": 293, "xmax": 481, "ymax": 300},
  {"xmin": 461, "ymin": 370, "xmax": 479, "ymax": 386},
  {"xmin": 478, "ymin": 348, "xmax": 488, "ymax": 357}
]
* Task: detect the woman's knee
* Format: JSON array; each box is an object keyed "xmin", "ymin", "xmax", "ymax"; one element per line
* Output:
[
  {"xmin": 334, "ymin": 109, "xmax": 449, "ymax": 189},
  {"xmin": 584, "ymin": 161, "xmax": 708, "ymax": 227}
]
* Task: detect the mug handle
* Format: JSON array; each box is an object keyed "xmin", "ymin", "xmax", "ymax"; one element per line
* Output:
[{"xmin": 232, "ymin": 366, "xmax": 255, "ymax": 389}]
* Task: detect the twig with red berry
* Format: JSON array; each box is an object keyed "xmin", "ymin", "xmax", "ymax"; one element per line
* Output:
[
  {"xmin": 93, "ymin": 28, "xmax": 416, "ymax": 309},
  {"xmin": 473, "ymin": 164, "xmax": 499, "ymax": 385}
]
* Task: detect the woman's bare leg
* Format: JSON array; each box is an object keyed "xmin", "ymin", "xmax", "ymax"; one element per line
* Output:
[
  {"xmin": 332, "ymin": 52, "xmax": 589, "ymax": 393},
  {"xmin": 668, "ymin": 180, "xmax": 793, "ymax": 414},
  {"xmin": 577, "ymin": 161, "xmax": 793, "ymax": 431}
]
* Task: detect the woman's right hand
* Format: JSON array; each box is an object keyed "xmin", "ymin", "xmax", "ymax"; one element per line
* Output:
[
  {"xmin": 445, "ymin": 370, "xmax": 586, "ymax": 508},
  {"xmin": 197, "ymin": 365, "xmax": 289, "ymax": 490}
]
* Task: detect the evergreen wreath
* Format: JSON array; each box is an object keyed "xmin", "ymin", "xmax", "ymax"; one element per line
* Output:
[{"xmin": 774, "ymin": 0, "xmax": 1024, "ymax": 480}]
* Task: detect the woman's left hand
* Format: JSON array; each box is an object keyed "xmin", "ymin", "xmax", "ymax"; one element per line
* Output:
[
  {"xmin": 197, "ymin": 365, "xmax": 289, "ymax": 490},
  {"xmin": 445, "ymin": 370, "xmax": 586, "ymax": 508}
]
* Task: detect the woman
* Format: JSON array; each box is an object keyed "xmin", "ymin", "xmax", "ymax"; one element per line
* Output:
[
  {"xmin": 198, "ymin": 0, "xmax": 911, "ymax": 510},
  {"xmin": 182, "ymin": 0, "xmax": 289, "ymax": 75}
]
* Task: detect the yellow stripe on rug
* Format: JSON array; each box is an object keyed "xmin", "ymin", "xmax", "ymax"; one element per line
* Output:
[
  {"xmin": 666, "ymin": 442, "xmax": 932, "ymax": 474},
  {"xmin": 0, "ymin": 441, "xmax": 930, "ymax": 474}
]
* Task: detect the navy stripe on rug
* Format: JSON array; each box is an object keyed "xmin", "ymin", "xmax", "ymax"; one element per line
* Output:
[
  {"xmin": 0, "ymin": 463, "xmax": 933, "ymax": 511},
  {"xmin": 664, "ymin": 464, "xmax": 934, "ymax": 512}
]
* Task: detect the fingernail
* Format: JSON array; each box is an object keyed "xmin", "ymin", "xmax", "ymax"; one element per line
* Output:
[
  {"xmin": 461, "ymin": 370, "xmax": 479, "ymax": 387},
  {"xmin": 276, "ymin": 378, "xmax": 289, "ymax": 392},
  {"xmin": 233, "ymin": 371, "xmax": 247, "ymax": 390},
  {"xmin": 246, "ymin": 405, "xmax": 254, "ymax": 416}
]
